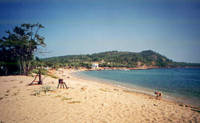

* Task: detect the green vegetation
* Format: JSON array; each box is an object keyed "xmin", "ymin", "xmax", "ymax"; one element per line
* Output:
[
  {"xmin": 0, "ymin": 23, "xmax": 45, "ymax": 75},
  {"xmin": 30, "ymin": 67, "xmax": 58, "ymax": 79},
  {"xmin": 42, "ymin": 50, "xmax": 200, "ymax": 68},
  {"xmin": 31, "ymin": 68, "xmax": 48, "ymax": 75}
]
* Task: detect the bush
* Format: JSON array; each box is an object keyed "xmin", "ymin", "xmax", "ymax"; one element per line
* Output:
[{"xmin": 30, "ymin": 68, "xmax": 48, "ymax": 75}]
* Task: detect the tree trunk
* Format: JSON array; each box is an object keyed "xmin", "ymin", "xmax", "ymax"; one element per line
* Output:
[
  {"xmin": 23, "ymin": 61, "xmax": 27, "ymax": 75},
  {"xmin": 26, "ymin": 60, "xmax": 31, "ymax": 76},
  {"xmin": 19, "ymin": 57, "xmax": 26, "ymax": 75},
  {"xmin": 18, "ymin": 59, "xmax": 22, "ymax": 75}
]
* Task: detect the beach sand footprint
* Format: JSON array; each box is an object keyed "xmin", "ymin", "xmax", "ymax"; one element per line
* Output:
[
  {"xmin": 19, "ymin": 81, "xmax": 23, "ymax": 83},
  {"xmin": 68, "ymin": 101, "xmax": 81, "ymax": 104},
  {"xmin": 81, "ymin": 87, "xmax": 87, "ymax": 91},
  {"xmin": 0, "ymin": 97, "xmax": 4, "ymax": 100},
  {"xmin": 99, "ymin": 88, "xmax": 111, "ymax": 92},
  {"xmin": 4, "ymin": 93, "xmax": 9, "ymax": 97},
  {"xmin": 4, "ymin": 90, "xmax": 10, "ymax": 97},
  {"xmin": 6, "ymin": 89, "xmax": 10, "ymax": 93},
  {"xmin": 113, "ymin": 88, "xmax": 119, "ymax": 91},
  {"xmin": 12, "ymin": 90, "xmax": 20, "ymax": 96},
  {"xmin": 62, "ymin": 97, "xmax": 72, "ymax": 101}
]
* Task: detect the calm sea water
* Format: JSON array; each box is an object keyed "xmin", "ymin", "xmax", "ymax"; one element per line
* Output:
[{"xmin": 75, "ymin": 68, "xmax": 200, "ymax": 106}]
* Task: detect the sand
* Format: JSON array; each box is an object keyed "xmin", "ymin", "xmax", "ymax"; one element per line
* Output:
[{"xmin": 0, "ymin": 69, "xmax": 200, "ymax": 123}]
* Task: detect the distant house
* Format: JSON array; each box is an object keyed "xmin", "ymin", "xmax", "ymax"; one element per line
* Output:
[
  {"xmin": 92, "ymin": 63, "xmax": 99, "ymax": 69},
  {"xmin": 44, "ymin": 67, "xmax": 50, "ymax": 70}
]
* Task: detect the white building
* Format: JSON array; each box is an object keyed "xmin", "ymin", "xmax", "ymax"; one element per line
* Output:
[{"xmin": 92, "ymin": 63, "xmax": 99, "ymax": 69}]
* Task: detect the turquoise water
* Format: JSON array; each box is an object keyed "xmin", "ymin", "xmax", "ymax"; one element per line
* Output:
[{"xmin": 75, "ymin": 68, "xmax": 200, "ymax": 106}]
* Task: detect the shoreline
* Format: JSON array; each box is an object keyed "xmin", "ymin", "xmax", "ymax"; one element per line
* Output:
[
  {"xmin": 71, "ymin": 69, "xmax": 200, "ymax": 108},
  {"xmin": 0, "ymin": 69, "xmax": 200, "ymax": 122},
  {"xmin": 82, "ymin": 66, "xmax": 200, "ymax": 71}
]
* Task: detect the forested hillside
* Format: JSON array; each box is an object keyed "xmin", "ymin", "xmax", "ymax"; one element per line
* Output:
[{"xmin": 42, "ymin": 50, "xmax": 200, "ymax": 68}]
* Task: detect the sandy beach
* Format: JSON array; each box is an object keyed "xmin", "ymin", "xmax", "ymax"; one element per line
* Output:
[{"xmin": 0, "ymin": 69, "xmax": 200, "ymax": 123}]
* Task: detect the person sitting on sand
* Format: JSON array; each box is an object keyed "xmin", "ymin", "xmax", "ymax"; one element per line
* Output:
[{"xmin": 154, "ymin": 91, "xmax": 162, "ymax": 99}]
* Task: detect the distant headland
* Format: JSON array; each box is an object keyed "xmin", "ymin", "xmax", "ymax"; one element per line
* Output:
[{"xmin": 42, "ymin": 50, "xmax": 200, "ymax": 70}]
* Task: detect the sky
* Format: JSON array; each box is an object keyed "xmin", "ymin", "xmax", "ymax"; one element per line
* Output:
[{"xmin": 0, "ymin": 0, "xmax": 200, "ymax": 63}]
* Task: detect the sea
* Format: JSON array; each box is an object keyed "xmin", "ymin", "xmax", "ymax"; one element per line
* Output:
[{"xmin": 74, "ymin": 68, "xmax": 200, "ymax": 107}]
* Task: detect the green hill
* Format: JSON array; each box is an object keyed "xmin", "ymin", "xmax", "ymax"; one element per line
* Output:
[{"xmin": 42, "ymin": 50, "xmax": 200, "ymax": 68}]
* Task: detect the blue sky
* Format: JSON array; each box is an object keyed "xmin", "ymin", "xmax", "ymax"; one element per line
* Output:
[{"xmin": 0, "ymin": 0, "xmax": 200, "ymax": 63}]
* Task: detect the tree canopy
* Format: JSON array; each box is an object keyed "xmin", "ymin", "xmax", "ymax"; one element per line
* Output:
[{"xmin": 0, "ymin": 23, "xmax": 46, "ymax": 75}]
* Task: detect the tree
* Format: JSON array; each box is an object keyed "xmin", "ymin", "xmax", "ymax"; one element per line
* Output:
[{"xmin": 0, "ymin": 23, "xmax": 46, "ymax": 75}]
